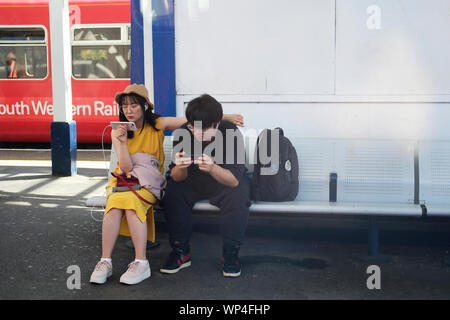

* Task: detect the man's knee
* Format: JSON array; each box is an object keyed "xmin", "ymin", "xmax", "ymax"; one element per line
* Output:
[
  {"xmin": 165, "ymin": 179, "xmax": 184, "ymax": 196},
  {"xmin": 222, "ymin": 182, "xmax": 251, "ymax": 209},
  {"xmin": 231, "ymin": 178, "xmax": 250, "ymax": 197},
  {"xmin": 163, "ymin": 179, "xmax": 192, "ymax": 203}
]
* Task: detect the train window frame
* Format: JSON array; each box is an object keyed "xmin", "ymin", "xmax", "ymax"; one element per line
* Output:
[
  {"xmin": 71, "ymin": 23, "xmax": 131, "ymax": 80},
  {"xmin": 0, "ymin": 25, "xmax": 49, "ymax": 81}
]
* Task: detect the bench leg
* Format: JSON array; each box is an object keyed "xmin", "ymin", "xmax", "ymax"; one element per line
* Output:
[
  {"xmin": 363, "ymin": 216, "xmax": 391, "ymax": 264},
  {"xmin": 444, "ymin": 257, "xmax": 450, "ymax": 267},
  {"xmin": 368, "ymin": 216, "xmax": 379, "ymax": 256}
]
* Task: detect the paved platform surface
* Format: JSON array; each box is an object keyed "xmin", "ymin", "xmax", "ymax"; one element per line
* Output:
[{"xmin": 0, "ymin": 157, "xmax": 450, "ymax": 300}]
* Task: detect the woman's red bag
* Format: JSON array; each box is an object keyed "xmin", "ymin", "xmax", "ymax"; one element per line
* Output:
[{"xmin": 111, "ymin": 172, "xmax": 156, "ymax": 206}]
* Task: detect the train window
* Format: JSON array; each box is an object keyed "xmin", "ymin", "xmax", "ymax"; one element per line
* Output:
[
  {"xmin": 73, "ymin": 27, "xmax": 121, "ymax": 41},
  {"xmin": 0, "ymin": 28, "xmax": 45, "ymax": 42},
  {"xmin": 71, "ymin": 24, "xmax": 130, "ymax": 79},
  {"xmin": 0, "ymin": 27, "xmax": 48, "ymax": 80}
]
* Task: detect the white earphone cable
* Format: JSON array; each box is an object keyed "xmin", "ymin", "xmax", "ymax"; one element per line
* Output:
[{"xmin": 90, "ymin": 124, "xmax": 113, "ymax": 222}]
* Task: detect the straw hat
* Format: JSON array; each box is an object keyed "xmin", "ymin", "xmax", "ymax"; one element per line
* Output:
[{"xmin": 114, "ymin": 84, "xmax": 154, "ymax": 110}]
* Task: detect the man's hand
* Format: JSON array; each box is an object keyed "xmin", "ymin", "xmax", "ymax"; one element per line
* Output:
[
  {"xmin": 175, "ymin": 152, "xmax": 193, "ymax": 169},
  {"xmin": 171, "ymin": 151, "xmax": 192, "ymax": 182},
  {"xmin": 195, "ymin": 154, "xmax": 215, "ymax": 173}
]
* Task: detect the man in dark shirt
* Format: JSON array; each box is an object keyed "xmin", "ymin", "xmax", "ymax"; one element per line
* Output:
[{"xmin": 160, "ymin": 94, "xmax": 250, "ymax": 277}]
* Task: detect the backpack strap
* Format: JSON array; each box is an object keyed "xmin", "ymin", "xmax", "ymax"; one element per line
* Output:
[
  {"xmin": 111, "ymin": 172, "xmax": 156, "ymax": 206},
  {"xmin": 274, "ymin": 127, "xmax": 284, "ymax": 136}
]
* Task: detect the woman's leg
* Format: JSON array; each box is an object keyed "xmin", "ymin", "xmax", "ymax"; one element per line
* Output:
[
  {"xmin": 125, "ymin": 209, "xmax": 147, "ymax": 260},
  {"xmin": 101, "ymin": 208, "xmax": 124, "ymax": 258}
]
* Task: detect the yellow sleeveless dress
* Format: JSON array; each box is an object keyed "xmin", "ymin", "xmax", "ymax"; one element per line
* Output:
[{"xmin": 104, "ymin": 118, "xmax": 164, "ymax": 242}]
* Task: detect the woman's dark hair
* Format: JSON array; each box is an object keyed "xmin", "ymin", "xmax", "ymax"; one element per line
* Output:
[
  {"xmin": 186, "ymin": 94, "xmax": 223, "ymax": 129},
  {"xmin": 118, "ymin": 93, "xmax": 160, "ymax": 138}
]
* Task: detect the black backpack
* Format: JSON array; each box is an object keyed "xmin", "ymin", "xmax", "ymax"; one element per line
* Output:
[{"xmin": 251, "ymin": 128, "xmax": 299, "ymax": 202}]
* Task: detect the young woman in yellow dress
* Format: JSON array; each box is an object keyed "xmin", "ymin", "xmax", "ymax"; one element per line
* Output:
[{"xmin": 89, "ymin": 84, "xmax": 244, "ymax": 285}]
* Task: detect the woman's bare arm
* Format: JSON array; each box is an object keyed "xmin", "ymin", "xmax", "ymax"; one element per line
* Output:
[{"xmin": 159, "ymin": 114, "xmax": 244, "ymax": 132}]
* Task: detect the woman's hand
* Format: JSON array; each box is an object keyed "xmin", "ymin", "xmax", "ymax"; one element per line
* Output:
[
  {"xmin": 111, "ymin": 124, "xmax": 127, "ymax": 143},
  {"xmin": 160, "ymin": 114, "xmax": 244, "ymax": 132},
  {"xmin": 110, "ymin": 124, "xmax": 132, "ymax": 174},
  {"xmin": 223, "ymin": 114, "xmax": 244, "ymax": 127}
]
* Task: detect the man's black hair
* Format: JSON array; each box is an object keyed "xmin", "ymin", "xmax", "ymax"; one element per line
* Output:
[{"xmin": 185, "ymin": 94, "xmax": 223, "ymax": 129}]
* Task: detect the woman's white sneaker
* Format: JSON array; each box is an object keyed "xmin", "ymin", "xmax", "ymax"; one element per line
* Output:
[
  {"xmin": 90, "ymin": 260, "xmax": 113, "ymax": 284},
  {"xmin": 120, "ymin": 260, "xmax": 151, "ymax": 285}
]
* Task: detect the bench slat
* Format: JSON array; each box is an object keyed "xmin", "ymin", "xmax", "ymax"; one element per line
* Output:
[{"xmin": 193, "ymin": 200, "xmax": 422, "ymax": 217}]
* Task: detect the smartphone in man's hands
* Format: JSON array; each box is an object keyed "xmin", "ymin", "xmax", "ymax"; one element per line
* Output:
[{"xmin": 190, "ymin": 153, "xmax": 204, "ymax": 161}]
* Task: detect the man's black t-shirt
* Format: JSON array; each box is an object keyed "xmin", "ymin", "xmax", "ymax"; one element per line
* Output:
[{"xmin": 169, "ymin": 120, "xmax": 247, "ymax": 194}]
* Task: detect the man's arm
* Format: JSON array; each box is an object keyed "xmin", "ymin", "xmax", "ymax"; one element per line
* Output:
[
  {"xmin": 212, "ymin": 123, "xmax": 247, "ymax": 188},
  {"xmin": 209, "ymin": 164, "xmax": 239, "ymax": 188},
  {"xmin": 196, "ymin": 155, "xmax": 239, "ymax": 188},
  {"xmin": 170, "ymin": 152, "xmax": 192, "ymax": 182}
]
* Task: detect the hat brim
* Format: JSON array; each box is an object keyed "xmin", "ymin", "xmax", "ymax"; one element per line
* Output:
[{"xmin": 115, "ymin": 91, "xmax": 154, "ymax": 110}]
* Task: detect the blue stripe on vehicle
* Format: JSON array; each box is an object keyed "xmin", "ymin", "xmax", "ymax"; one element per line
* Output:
[
  {"xmin": 152, "ymin": 0, "xmax": 176, "ymax": 122},
  {"xmin": 131, "ymin": 0, "xmax": 176, "ymax": 134},
  {"xmin": 131, "ymin": 0, "xmax": 145, "ymax": 85}
]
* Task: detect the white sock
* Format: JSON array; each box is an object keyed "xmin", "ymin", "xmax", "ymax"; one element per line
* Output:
[
  {"xmin": 135, "ymin": 259, "xmax": 148, "ymax": 264},
  {"xmin": 101, "ymin": 258, "xmax": 112, "ymax": 263}
]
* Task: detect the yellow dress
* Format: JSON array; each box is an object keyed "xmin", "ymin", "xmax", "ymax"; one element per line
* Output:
[{"xmin": 104, "ymin": 118, "xmax": 165, "ymax": 242}]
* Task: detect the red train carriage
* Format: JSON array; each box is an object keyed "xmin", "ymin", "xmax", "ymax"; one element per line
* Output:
[{"xmin": 0, "ymin": 0, "xmax": 131, "ymax": 143}]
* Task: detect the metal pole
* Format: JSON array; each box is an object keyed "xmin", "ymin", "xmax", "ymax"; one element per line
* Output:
[
  {"xmin": 364, "ymin": 215, "xmax": 391, "ymax": 264},
  {"xmin": 49, "ymin": 0, "xmax": 76, "ymax": 176},
  {"xmin": 368, "ymin": 216, "xmax": 379, "ymax": 256}
]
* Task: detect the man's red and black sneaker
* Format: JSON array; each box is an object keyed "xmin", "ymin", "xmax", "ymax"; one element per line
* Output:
[
  {"xmin": 160, "ymin": 242, "xmax": 191, "ymax": 274},
  {"xmin": 222, "ymin": 243, "xmax": 241, "ymax": 277}
]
